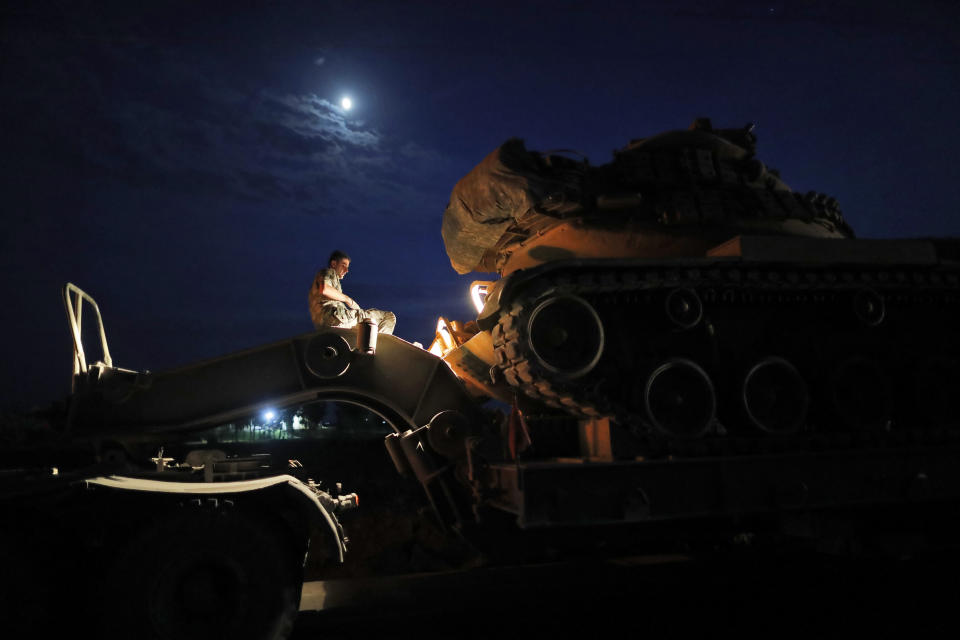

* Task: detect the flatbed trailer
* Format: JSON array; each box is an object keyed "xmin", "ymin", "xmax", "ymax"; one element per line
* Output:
[{"xmin": 5, "ymin": 265, "xmax": 960, "ymax": 638}]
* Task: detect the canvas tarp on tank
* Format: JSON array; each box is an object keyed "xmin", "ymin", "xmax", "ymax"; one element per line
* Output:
[{"xmin": 442, "ymin": 138, "xmax": 565, "ymax": 274}]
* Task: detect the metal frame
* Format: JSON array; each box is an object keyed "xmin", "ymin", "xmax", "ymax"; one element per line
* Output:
[
  {"xmin": 85, "ymin": 473, "xmax": 346, "ymax": 562},
  {"xmin": 480, "ymin": 443, "xmax": 960, "ymax": 528},
  {"xmin": 63, "ymin": 283, "xmax": 113, "ymax": 390}
]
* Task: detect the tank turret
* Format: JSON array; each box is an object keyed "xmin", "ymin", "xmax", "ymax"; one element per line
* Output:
[{"xmin": 442, "ymin": 117, "xmax": 852, "ymax": 278}]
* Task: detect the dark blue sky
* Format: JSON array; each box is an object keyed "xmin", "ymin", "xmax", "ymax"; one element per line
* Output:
[{"xmin": 2, "ymin": 0, "xmax": 958, "ymax": 408}]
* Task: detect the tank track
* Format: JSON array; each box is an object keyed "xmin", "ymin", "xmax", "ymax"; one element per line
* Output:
[{"xmin": 492, "ymin": 261, "xmax": 960, "ymax": 434}]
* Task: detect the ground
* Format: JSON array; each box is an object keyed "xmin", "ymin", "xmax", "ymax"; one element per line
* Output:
[{"xmin": 293, "ymin": 547, "xmax": 960, "ymax": 638}]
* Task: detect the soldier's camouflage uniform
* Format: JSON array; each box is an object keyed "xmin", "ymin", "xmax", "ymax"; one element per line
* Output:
[{"xmin": 308, "ymin": 267, "xmax": 397, "ymax": 335}]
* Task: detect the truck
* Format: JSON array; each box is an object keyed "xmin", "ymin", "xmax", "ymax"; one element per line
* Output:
[{"xmin": 4, "ymin": 119, "xmax": 960, "ymax": 639}]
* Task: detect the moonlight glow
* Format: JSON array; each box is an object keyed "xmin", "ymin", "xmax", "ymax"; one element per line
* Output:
[{"xmin": 341, "ymin": 97, "xmax": 352, "ymax": 110}]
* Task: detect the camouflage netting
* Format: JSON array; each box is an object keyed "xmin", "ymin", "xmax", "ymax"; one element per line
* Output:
[{"xmin": 441, "ymin": 139, "xmax": 561, "ymax": 274}]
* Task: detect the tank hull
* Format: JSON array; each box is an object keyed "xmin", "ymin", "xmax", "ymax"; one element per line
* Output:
[{"xmin": 470, "ymin": 235, "xmax": 960, "ymax": 446}]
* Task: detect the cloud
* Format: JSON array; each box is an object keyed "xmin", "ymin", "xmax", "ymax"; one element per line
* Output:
[
  {"xmin": 268, "ymin": 94, "xmax": 381, "ymax": 148},
  {"xmin": 2, "ymin": 18, "xmax": 456, "ymax": 228},
  {"xmin": 93, "ymin": 86, "xmax": 444, "ymax": 217},
  {"xmin": 233, "ymin": 91, "xmax": 456, "ymax": 218}
]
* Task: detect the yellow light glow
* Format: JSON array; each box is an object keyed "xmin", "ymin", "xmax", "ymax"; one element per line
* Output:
[
  {"xmin": 470, "ymin": 281, "xmax": 493, "ymax": 313},
  {"xmin": 436, "ymin": 317, "xmax": 455, "ymax": 351},
  {"xmin": 341, "ymin": 97, "xmax": 353, "ymax": 110}
]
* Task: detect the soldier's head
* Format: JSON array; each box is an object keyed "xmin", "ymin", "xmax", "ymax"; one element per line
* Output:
[{"xmin": 328, "ymin": 250, "xmax": 351, "ymax": 277}]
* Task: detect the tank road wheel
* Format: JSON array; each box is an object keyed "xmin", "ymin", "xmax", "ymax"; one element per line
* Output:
[
  {"xmin": 742, "ymin": 357, "xmax": 809, "ymax": 434},
  {"xmin": 99, "ymin": 506, "xmax": 303, "ymax": 640},
  {"xmin": 493, "ymin": 294, "xmax": 606, "ymax": 417},
  {"xmin": 644, "ymin": 358, "xmax": 716, "ymax": 438},
  {"xmin": 527, "ymin": 294, "xmax": 605, "ymax": 379}
]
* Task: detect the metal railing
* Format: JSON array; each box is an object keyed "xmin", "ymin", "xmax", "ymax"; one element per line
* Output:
[{"xmin": 63, "ymin": 283, "xmax": 113, "ymax": 392}]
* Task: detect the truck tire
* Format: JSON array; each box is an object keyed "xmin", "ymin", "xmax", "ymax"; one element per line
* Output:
[{"xmin": 98, "ymin": 505, "xmax": 303, "ymax": 640}]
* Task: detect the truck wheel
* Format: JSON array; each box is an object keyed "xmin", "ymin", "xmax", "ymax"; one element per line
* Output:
[{"xmin": 99, "ymin": 506, "xmax": 303, "ymax": 640}]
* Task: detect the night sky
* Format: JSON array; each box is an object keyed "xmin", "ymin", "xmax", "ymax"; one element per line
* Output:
[{"xmin": 2, "ymin": 0, "xmax": 958, "ymax": 409}]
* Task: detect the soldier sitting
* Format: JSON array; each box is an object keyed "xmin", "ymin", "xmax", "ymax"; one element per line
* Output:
[{"xmin": 308, "ymin": 250, "xmax": 397, "ymax": 335}]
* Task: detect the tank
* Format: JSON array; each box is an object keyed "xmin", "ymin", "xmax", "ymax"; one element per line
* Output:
[{"xmin": 439, "ymin": 118, "xmax": 960, "ymax": 447}]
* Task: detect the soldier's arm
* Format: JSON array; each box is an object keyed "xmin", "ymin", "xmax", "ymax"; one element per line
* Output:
[{"xmin": 320, "ymin": 283, "xmax": 360, "ymax": 309}]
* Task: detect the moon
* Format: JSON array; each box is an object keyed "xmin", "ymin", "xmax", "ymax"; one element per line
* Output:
[{"xmin": 341, "ymin": 96, "xmax": 352, "ymax": 110}]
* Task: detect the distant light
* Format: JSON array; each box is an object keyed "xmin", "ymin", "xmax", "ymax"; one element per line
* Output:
[
  {"xmin": 341, "ymin": 97, "xmax": 353, "ymax": 110},
  {"xmin": 264, "ymin": 410, "xmax": 276, "ymax": 421}
]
